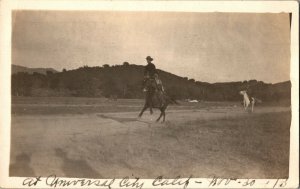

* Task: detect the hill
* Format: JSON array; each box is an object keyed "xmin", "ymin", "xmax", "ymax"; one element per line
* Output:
[
  {"xmin": 12, "ymin": 64, "xmax": 58, "ymax": 75},
  {"xmin": 11, "ymin": 64, "xmax": 291, "ymax": 103}
]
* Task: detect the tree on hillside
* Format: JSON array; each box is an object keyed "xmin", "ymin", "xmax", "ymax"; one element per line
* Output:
[
  {"xmin": 46, "ymin": 71, "xmax": 53, "ymax": 76},
  {"xmin": 12, "ymin": 72, "xmax": 33, "ymax": 96},
  {"xmin": 103, "ymin": 64, "xmax": 110, "ymax": 68},
  {"xmin": 123, "ymin": 62, "xmax": 130, "ymax": 66},
  {"xmin": 101, "ymin": 77, "xmax": 121, "ymax": 98},
  {"xmin": 10, "ymin": 64, "xmax": 291, "ymax": 102}
]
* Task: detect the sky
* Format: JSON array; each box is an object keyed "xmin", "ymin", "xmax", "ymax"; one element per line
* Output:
[{"xmin": 12, "ymin": 11, "xmax": 291, "ymax": 83}]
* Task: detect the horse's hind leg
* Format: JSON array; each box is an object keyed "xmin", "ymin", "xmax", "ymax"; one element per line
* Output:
[{"xmin": 161, "ymin": 105, "xmax": 167, "ymax": 122}]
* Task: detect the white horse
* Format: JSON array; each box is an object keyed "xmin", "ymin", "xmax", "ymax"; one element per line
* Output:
[{"xmin": 239, "ymin": 90, "xmax": 255, "ymax": 112}]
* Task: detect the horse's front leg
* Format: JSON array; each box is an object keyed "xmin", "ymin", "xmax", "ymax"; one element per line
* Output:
[
  {"xmin": 243, "ymin": 100, "xmax": 247, "ymax": 110},
  {"xmin": 156, "ymin": 111, "xmax": 163, "ymax": 122},
  {"xmin": 149, "ymin": 95, "xmax": 154, "ymax": 115},
  {"xmin": 162, "ymin": 111, "xmax": 166, "ymax": 122},
  {"xmin": 139, "ymin": 104, "xmax": 148, "ymax": 117},
  {"xmin": 251, "ymin": 100, "xmax": 255, "ymax": 112}
]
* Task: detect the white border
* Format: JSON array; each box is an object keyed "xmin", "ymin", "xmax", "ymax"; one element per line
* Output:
[{"xmin": 0, "ymin": 1, "xmax": 299, "ymax": 188}]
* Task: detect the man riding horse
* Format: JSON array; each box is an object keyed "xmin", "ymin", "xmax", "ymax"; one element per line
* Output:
[
  {"xmin": 139, "ymin": 56, "xmax": 175, "ymax": 122},
  {"xmin": 143, "ymin": 56, "xmax": 164, "ymax": 114}
]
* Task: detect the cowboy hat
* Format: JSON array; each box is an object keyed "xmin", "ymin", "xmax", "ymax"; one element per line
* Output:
[{"xmin": 146, "ymin": 56, "xmax": 153, "ymax": 61}]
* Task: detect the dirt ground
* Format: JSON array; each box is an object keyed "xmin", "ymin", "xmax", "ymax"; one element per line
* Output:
[{"xmin": 10, "ymin": 97, "xmax": 291, "ymax": 179}]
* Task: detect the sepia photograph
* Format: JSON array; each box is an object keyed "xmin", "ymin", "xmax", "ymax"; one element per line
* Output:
[{"xmin": 0, "ymin": 1, "xmax": 299, "ymax": 188}]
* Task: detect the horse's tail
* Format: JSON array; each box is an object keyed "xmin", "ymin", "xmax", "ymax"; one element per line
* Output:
[{"xmin": 168, "ymin": 96, "xmax": 179, "ymax": 105}]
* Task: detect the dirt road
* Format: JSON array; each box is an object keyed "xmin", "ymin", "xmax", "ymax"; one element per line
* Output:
[{"xmin": 10, "ymin": 99, "xmax": 290, "ymax": 179}]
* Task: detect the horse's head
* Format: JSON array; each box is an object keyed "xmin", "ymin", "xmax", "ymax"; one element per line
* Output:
[{"xmin": 239, "ymin": 90, "xmax": 246, "ymax": 95}]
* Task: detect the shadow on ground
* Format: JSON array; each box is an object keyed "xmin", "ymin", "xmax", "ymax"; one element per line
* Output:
[
  {"xmin": 10, "ymin": 153, "xmax": 35, "ymax": 177},
  {"xmin": 55, "ymin": 148, "xmax": 102, "ymax": 178},
  {"xmin": 98, "ymin": 114, "xmax": 152, "ymax": 126}
]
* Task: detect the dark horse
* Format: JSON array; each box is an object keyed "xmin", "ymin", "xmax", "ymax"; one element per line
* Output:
[{"xmin": 138, "ymin": 78, "xmax": 177, "ymax": 122}]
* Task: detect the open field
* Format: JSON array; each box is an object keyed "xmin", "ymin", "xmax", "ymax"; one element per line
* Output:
[{"xmin": 10, "ymin": 97, "xmax": 291, "ymax": 178}]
